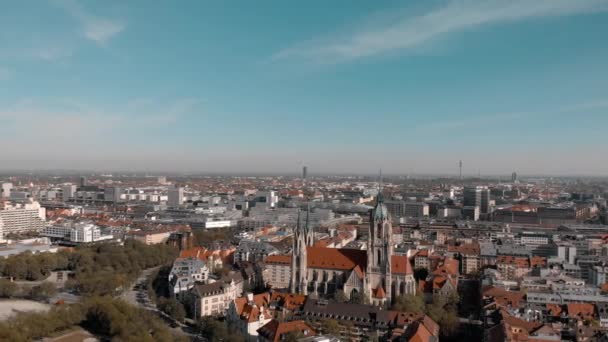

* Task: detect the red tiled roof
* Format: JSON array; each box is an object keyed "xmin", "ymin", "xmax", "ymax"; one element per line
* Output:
[
  {"xmin": 483, "ymin": 287, "xmax": 526, "ymax": 308},
  {"xmin": 372, "ymin": 286, "xmax": 386, "ymax": 299},
  {"xmin": 391, "ymin": 255, "xmax": 414, "ymax": 275},
  {"xmin": 567, "ymin": 303, "xmax": 595, "ymax": 320},
  {"xmin": 432, "ymin": 258, "xmax": 459, "ymax": 277},
  {"xmin": 402, "ymin": 315, "xmax": 440, "ymax": 342},
  {"xmin": 546, "ymin": 304, "xmax": 563, "ymax": 317},
  {"xmin": 270, "ymin": 292, "xmax": 307, "ymax": 311},
  {"xmin": 448, "ymin": 242, "xmax": 480, "ymax": 255},
  {"xmin": 306, "ymin": 247, "xmax": 366, "ymax": 271},
  {"xmin": 257, "ymin": 320, "xmax": 316, "ymax": 342},
  {"xmin": 265, "ymin": 255, "xmax": 292, "ymax": 265}
]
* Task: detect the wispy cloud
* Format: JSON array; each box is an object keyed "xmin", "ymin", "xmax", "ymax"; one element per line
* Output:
[
  {"xmin": 414, "ymin": 99, "xmax": 608, "ymax": 133},
  {"xmin": 52, "ymin": 0, "xmax": 125, "ymax": 45},
  {"xmin": 274, "ymin": 0, "xmax": 608, "ymax": 64},
  {"xmin": 0, "ymin": 97, "xmax": 202, "ymax": 143}
]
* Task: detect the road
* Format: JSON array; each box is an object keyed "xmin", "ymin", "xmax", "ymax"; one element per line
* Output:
[{"xmin": 122, "ymin": 267, "xmax": 202, "ymax": 341}]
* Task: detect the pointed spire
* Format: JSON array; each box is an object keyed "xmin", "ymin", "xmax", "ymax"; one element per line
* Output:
[{"xmin": 377, "ymin": 169, "xmax": 384, "ymax": 203}]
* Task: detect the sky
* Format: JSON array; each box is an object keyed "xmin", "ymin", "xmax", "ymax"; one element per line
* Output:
[{"xmin": 1, "ymin": 0, "xmax": 608, "ymax": 175}]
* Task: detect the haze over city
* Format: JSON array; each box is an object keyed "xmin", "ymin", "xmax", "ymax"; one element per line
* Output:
[{"xmin": 1, "ymin": 0, "xmax": 608, "ymax": 174}]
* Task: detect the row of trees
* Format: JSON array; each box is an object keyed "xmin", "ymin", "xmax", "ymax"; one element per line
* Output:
[
  {"xmin": 0, "ymin": 297, "xmax": 188, "ymax": 342},
  {"xmin": 192, "ymin": 227, "xmax": 235, "ymax": 247},
  {"xmin": 0, "ymin": 279, "xmax": 57, "ymax": 301},
  {"xmin": 0, "ymin": 240, "xmax": 178, "ymax": 294},
  {"xmin": 0, "ymin": 250, "xmax": 70, "ymax": 281},
  {"xmin": 392, "ymin": 293, "xmax": 460, "ymax": 337}
]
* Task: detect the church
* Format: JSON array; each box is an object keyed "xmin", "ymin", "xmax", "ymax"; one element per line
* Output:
[{"xmin": 264, "ymin": 195, "xmax": 416, "ymax": 307}]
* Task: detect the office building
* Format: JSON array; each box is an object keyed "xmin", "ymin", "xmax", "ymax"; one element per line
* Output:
[
  {"xmin": 104, "ymin": 186, "xmax": 122, "ymax": 203},
  {"xmin": 464, "ymin": 185, "xmax": 491, "ymax": 215},
  {"xmin": 0, "ymin": 200, "xmax": 46, "ymax": 239},
  {"xmin": 61, "ymin": 184, "xmax": 77, "ymax": 201},
  {"xmin": 557, "ymin": 242, "xmax": 577, "ymax": 265},
  {"xmin": 462, "ymin": 206, "xmax": 480, "ymax": 221},
  {"xmin": 303, "ymin": 166, "xmax": 308, "ymax": 180},
  {"xmin": 405, "ymin": 202, "xmax": 429, "ymax": 218},
  {"xmin": 168, "ymin": 186, "xmax": 184, "ymax": 207},
  {"xmin": 480, "ymin": 187, "xmax": 491, "ymax": 214},
  {"xmin": 80, "ymin": 176, "xmax": 87, "ymax": 187},
  {"xmin": 511, "ymin": 172, "xmax": 518, "ymax": 183},
  {"xmin": 463, "ymin": 186, "xmax": 481, "ymax": 208}
]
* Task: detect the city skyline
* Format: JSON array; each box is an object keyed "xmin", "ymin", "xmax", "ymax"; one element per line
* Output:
[{"xmin": 1, "ymin": 0, "xmax": 608, "ymax": 174}]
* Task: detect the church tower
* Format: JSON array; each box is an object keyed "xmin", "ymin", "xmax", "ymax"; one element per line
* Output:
[
  {"xmin": 366, "ymin": 187, "xmax": 393, "ymax": 306},
  {"xmin": 291, "ymin": 205, "xmax": 314, "ymax": 294}
]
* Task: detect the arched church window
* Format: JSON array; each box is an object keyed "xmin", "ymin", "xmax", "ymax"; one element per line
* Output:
[
  {"xmin": 377, "ymin": 223, "xmax": 382, "ymax": 239},
  {"xmin": 377, "ymin": 250, "xmax": 381, "ymax": 266}
]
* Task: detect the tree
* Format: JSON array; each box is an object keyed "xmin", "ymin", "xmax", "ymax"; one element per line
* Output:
[
  {"xmin": 321, "ymin": 319, "xmax": 341, "ymax": 336},
  {"xmin": 30, "ymin": 282, "xmax": 57, "ymax": 301},
  {"xmin": 157, "ymin": 297, "xmax": 186, "ymax": 322},
  {"xmin": 332, "ymin": 290, "xmax": 349, "ymax": 303},
  {"xmin": 198, "ymin": 317, "xmax": 245, "ymax": 342},
  {"xmin": 426, "ymin": 293, "xmax": 460, "ymax": 337},
  {"xmin": 392, "ymin": 294, "xmax": 425, "ymax": 313},
  {"xmin": 0, "ymin": 279, "xmax": 18, "ymax": 298},
  {"xmin": 437, "ymin": 310, "xmax": 459, "ymax": 337},
  {"xmin": 284, "ymin": 330, "xmax": 304, "ymax": 342}
]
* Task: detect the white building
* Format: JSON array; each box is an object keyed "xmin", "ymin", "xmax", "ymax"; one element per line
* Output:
[
  {"xmin": 189, "ymin": 273, "xmax": 244, "ymax": 317},
  {"xmin": 169, "ymin": 257, "xmax": 209, "ymax": 299},
  {"xmin": 519, "ymin": 232, "xmax": 550, "ymax": 246},
  {"xmin": 0, "ymin": 200, "xmax": 46, "ymax": 240},
  {"xmin": 556, "ymin": 243, "xmax": 577, "ymax": 265},
  {"xmin": 227, "ymin": 293, "xmax": 274, "ymax": 341},
  {"xmin": 1, "ymin": 183, "xmax": 12, "ymax": 198},
  {"xmin": 42, "ymin": 222, "xmax": 112, "ymax": 244}
]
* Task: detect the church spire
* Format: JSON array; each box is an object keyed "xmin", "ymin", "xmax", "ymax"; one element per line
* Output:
[{"xmin": 377, "ymin": 169, "xmax": 384, "ymax": 203}]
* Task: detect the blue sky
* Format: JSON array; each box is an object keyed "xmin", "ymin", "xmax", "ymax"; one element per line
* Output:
[{"xmin": 1, "ymin": 0, "xmax": 608, "ymax": 175}]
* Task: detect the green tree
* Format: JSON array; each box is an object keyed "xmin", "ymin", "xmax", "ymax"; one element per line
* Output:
[
  {"xmin": 321, "ymin": 319, "xmax": 341, "ymax": 336},
  {"xmin": 198, "ymin": 317, "xmax": 245, "ymax": 342},
  {"xmin": 426, "ymin": 293, "xmax": 461, "ymax": 337},
  {"xmin": 30, "ymin": 282, "xmax": 57, "ymax": 301},
  {"xmin": 332, "ymin": 290, "xmax": 349, "ymax": 303},
  {"xmin": 392, "ymin": 294, "xmax": 425, "ymax": 313},
  {"xmin": 283, "ymin": 330, "xmax": 304, "ymax": 342},
  {"xmin": 0, "ymin": 279, "xmax": 18, "ymax": 298},
  {"xmin": 157, "ymin": 297, "xmax": 186, "ymax": 322}
]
